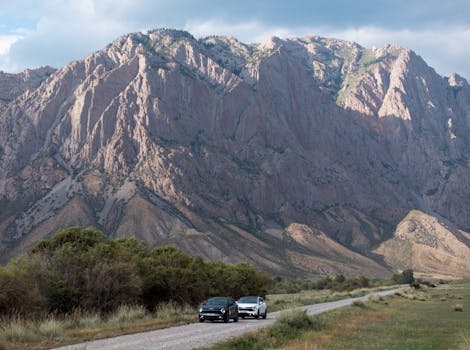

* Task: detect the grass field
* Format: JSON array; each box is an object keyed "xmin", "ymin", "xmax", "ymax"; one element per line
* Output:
[
  {"xmin": 295, "ymin": 281, "xmax": 469, "ymax": 350},
  {"xmin": 210, "ymin": 280, "xmax": 470, "ymax": 350},
  {"xmin": 266, "ymin": 285, "xmax": 398, "ymax": 312}
]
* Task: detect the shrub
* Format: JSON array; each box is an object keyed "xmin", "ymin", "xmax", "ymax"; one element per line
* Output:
[
  {"xmin": 454, "ymin": 304, "xmax": 464, "ymax": 312},
  {"xmin": 368, "ymin": 294, "xmax": 384, "ymax": 303},
  {"xmin": 267, "ymin": 311, "xmax": 324, "ymax": 339},
  {"xmin": 392, "ymin": 269, "xmax": 415, "ymax": 285},
  {"xmin": 352, "ymin": 300, "xmax": 367, "ymax": 308},
  {"xmin": 0, "ymin": 226, "xmax": 272, "ymax": 317}
]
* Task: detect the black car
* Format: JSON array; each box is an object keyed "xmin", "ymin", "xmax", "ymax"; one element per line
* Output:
[{"xmin": 198, "ymin": 297, "xmax": 239, "ymax": 323}]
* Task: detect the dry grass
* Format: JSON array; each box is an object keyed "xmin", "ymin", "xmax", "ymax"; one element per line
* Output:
[
  {"xmin": 0, "ymin": 303, "xmax": 196, "ymax": 350},
  {"xmin": 367, "ymin": 294, "xmax": 384, "ymax": 303},
  {"xmin": 0, "ymin": 317, "xmax": 39, "ymax": 343},
  {"xmin": 107, "ymin": 304, "xmax": 147, "ymax": 325},
  {"xmin": 37, "ymin": 317, "xmax": 63, "ymax": 338},
  {"xmin": 394, "ymin": 286, "xmax": 428, "ymax": 301}
]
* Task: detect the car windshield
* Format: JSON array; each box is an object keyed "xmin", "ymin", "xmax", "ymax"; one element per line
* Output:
[
  {"xmin": 205, "ymin": 297, "xmax": 228, "ymax": 305},
  {"xmin": 238, "ymin": 296, "xmax": 258, "ymax": 303}
]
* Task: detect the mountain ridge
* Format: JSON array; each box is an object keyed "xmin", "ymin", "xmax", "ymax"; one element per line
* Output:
[{"xmin": 1, "ymin": 28, "xmax": 470, "ymax": 278}]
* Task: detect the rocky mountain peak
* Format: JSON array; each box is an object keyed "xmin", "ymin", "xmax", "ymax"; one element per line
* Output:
[
  {"xmin": 448, "ymin": 73, "xmax": 468, "ymax": 88},
  {"xmin": 1, "ymin": 29, "xmax": 470, "ymax": 278},
  {"xmin": 0, "ymin": 66, "xmax": 56, "ymax": 107}
]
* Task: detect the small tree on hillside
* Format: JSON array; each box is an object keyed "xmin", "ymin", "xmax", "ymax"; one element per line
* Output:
[{"xmin": 392, "ymin": 269, "xmax": 415, "ymax": 285}]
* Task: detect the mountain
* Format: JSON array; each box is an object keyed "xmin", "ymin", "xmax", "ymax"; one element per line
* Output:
[
  {"xmin": 0, "ymin": 66, "xmax": 56, "ymax": 108},
  {"xmin": 1, "ymin": 29, "xmax": 470, "ymax": 278}
]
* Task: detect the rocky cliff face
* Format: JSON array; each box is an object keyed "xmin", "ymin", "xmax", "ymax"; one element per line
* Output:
[
  {"xmin": 0, "ymin": 66, "xmax": 56, "ymax": 108},
  {"xmin": 1, "ymin": 29, "xmax": 469, "ymax": 277}
]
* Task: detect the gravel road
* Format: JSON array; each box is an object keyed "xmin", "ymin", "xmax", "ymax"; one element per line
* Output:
[{"xmin": 53, "ymin": 289, "xmax": 397, "ymax": 350}]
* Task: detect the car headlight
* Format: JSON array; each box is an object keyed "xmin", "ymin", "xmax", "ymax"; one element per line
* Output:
[
  {"xmin": 220, "ymin": 308, "xmax": 226, "ymax": 314},
  {"xmin": 199, "ymin": 308, "xmax": 203, "ymax": 312}
]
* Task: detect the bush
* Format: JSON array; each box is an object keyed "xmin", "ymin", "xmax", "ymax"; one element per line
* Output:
[
  {"xmin": 28, "ymin": 227, "xmax": 143, "ymax": 313},
  {"xmin": 267, "ymin": 310, "xmax": 324, "ymax": 339},
  {"xmin": 269, "ymin": 275, "xmax": 370, "ymax": 294},
  {"xmin": 0, "ymin": 226, "xmax": 272, "ymax": 317},
  {"xmin": 392, "ymin": 269, "xmax": 415, "ymax": 285},
  {"xmin": 352, "ymin": 300, "xmax": 367, "ymax": 308},
  {"xmin": 454, "ymin": 304, "xmax": 464, "ymax": 312},
  {"xmin": 368, "ymin": 294, "xmax": 384, "ymax": 303}
]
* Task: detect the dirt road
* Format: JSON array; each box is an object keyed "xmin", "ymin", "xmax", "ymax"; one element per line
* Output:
[{"xmin": 53, "ymin": 289, "xmax": 397, "ymax": 350}]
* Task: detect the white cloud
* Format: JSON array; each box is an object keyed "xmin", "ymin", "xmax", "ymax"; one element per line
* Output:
[
  {"xmin": 0, "ymin": 35, "xmax": 21, "ymax": 55},
  {"xmin": 0, "ymin": 35, "xmax": 22, "ymax": 72}
]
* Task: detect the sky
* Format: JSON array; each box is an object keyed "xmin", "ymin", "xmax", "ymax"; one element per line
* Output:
[{"xmin": 0, "ymin": 0, "xmax": 469, "ymax": 79}]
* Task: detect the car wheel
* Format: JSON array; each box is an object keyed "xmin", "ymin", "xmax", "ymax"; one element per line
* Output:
[
  {"xmin": 199, "ymin": 318, "xmax": 205, "ymax": 323},
  {"xmin": 241, "ymin": 315, "xmax": 245, "ymax": 319},
  {"xmin": 255, "ymin": 310, "xmax": 260, "ymax": 319},
  {"xmin": 263, "ymin": 310, "xmax": 267, "ymax": 319},
  {"xmin": 223, "ymin": 313, "xmax": 229, "ymax": 323},
  {"xmin": 234, "ymin": 315, "xmax": 239, "ymax": 322}
]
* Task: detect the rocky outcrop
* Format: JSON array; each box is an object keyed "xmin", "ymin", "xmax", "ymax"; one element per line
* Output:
[
  {"xmin": 1, "ymin": 29, "xmax": 470, "ymax": 277},
  {"xmin": 0, "ymin": 66, "xmax": 56, "ymax": 108},
  {"xmin": 375, "ymin": 210, "xmax": 470, "ymax": 277}
]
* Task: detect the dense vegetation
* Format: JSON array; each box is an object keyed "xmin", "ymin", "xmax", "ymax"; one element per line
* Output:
[
  {"xmin": 269, "ymin": 268, "xmax": 420, "ymax": 295},
  {"xmin": 0, "ymin": 227, "xmax": 271, "ymax": 316},
  {"xmin": 270, "ymin": 274, "xmax": 372, "ymax": 294}
]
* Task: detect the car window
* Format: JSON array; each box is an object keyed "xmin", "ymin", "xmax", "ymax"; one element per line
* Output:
[
  {"xmin": 205, "ymin": 297, "xmax": 228, "ymax": 305},
  {"xmin": 238, "ymin": 296, "xmax": 258, "ymax": 303}
]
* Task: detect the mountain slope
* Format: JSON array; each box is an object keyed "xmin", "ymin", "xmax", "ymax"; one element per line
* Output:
[
  {"xmin": 375, "ymin": 210, "xmax": 470, "ymax": 277},
  {"xmin": 1, "ymin": 29, "xmax": 470, "ymax": 277}
]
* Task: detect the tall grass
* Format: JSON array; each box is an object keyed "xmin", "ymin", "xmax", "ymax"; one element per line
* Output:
[
  {"xmin": 0, "ymin": 303, "xmax": 196, "ymax": 349},
  {"xmin": 107, "ymin": 304, "xmax": 147, "ymax": 325},
  {"xmin": 154, "ymin": 302, "xmax": 194, "ymax": 324},
  {"xmin": 0, "ymin": 316, "xmax": 39, "ymax": 343},
  {"xmin": 38, "ymin": 317, "xmax": 63, "ymax": 338}
]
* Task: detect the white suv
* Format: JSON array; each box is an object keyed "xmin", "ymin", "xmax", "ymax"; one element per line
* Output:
[{"xmin": 237, "ymin": 296, "xmax": 267, "ymax": 319}]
